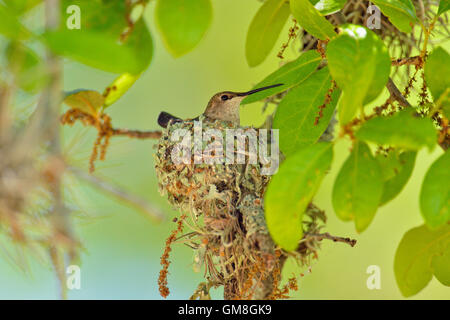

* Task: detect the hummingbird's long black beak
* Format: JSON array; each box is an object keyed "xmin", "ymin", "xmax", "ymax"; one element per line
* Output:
[{"xmin": 236, "ymin": 83, "xmax": 283, "ymax": 97}]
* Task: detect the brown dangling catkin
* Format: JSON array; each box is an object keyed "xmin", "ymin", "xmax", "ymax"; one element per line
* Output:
[
  {"xmin": 158, "ymin": 214, "xmax": 187, "ymax": 298},
  {"xmin": 60, "ymin": 109, "xmax": 161, "ymax": 172},
  {"xmin": 314, "ymin": 80, "xmax": 337, "ymax": 125},
  {"xmin": 277, "ymin": 19, "xmax": 299, "ymax": 60},
  {"xmin": 89, "ymin": 134, "xmax": 102, "ymax": 173}
]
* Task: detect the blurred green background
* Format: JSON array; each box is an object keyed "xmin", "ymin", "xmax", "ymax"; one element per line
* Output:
[{"xmin": 0, "ymin": 0, "xmax": 448, "ymax": 299}]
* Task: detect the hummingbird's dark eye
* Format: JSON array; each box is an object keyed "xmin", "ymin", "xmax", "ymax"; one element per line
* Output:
[{"xmin": 221, "ymin": 94, "xmax": 229, "ymax": 101}]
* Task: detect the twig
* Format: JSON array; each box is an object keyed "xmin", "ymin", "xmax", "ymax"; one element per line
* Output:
[
  {"xmin": 112, "ymin": 128, "xmax": 162, "ymax": 139},
  {"xmin": 68, "ymin": 166, "xmax": 166, "ymax": 222},
  {"xmin": 277, "ymin": 19, "xmax": 299, "ymax": 59},
  {"xmin": 420, "ymin": 15, "xmax": 438, "ymax": 58},
  {"xmin": 391, "ymin": 55, "xmax": 422, "ymax": 67},
  {"xmin": 386, "ymin": 78, "xmax": 412, "ymax": 108},
  {"xmin": 304, "ymin": 232, "xmax": 357, "ymax": 247}
]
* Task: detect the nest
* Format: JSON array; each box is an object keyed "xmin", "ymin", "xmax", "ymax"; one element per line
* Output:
[{"xmin": 155, "ymin": 116, "xmax": 326, "ymax": 299}]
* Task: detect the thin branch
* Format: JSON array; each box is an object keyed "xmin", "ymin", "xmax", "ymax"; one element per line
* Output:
[
  {"xmin": 61, "ymin": 109, "xmax": 162, "ymax": 140},
  {"xmin": 304, "ymin": 232, "xmax": 357, "ymax": 247},
  {"xmin": 386, "ymin": 78, "xmax": 412, "ymax": 108},
  {"xmin": 391, "ymin": 55, "xmax": 422, "ymax": 67},
  {"xmin": 68, "ymin": 166, "xmax": 166, "ymax": 222},
  {"xmin": 111, "ymin": 128, "xmax": 162, "ymax": 139}
]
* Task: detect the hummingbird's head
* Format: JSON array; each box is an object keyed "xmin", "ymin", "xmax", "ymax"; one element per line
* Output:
[{"xmin": 204, "ymin": 84, "xmax": 283, "ymax": 124}]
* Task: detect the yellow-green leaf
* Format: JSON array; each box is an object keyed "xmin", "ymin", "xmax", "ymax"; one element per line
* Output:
[
  {"xmin": 242, "ymin": 50, "xmax": 321, "ymax": 104},
  {"xmin": 43, "ymin": 27, "xmax": 152, "ymax": 74},
  {"xmin": 246, "ymin": 0, "xmax": 291, "ymax": 67},
  {"xmin": 290, "ymin": 0, "xmax": 336, "ymax": 40},
  {"xmin": 355, "ymin": 108, "xmax": 437, "ymax": 151},
  {"xmin": 332, "ymin": 141, "xmax": 383, "ymax": 232},
  {"xmin": 420, "ymin": 149, "xmax": 450, "ymax": 229},
  {"xmin": 265, "ymin": 142, "xmax": 333, "ymax": 251},
  {"xmin": 438, "ymin": 0, "xmax": 450, "ymax": 15},
  {"xmin": 376, "ymin": 150, "xmax": 403, "ymax": 181},
  {"xmin": 0, "ymin": 4, "xmax": 31, "ymax": 39},
  {"xmin": 4, "ymin": 0, "xmax": 41, "ymax": 15},
  {"xmin": 326, "ymin": 25, "xmax": 391, "ymax": 124},
  {"xmin": 379, "ymin": 151, "xmax": 416, "ymax": 206},
  {"xmin": 61, "ymin": 0, "xmax": 126, "ymax": 34},
  {"xmin": 155, "ymin": 0, "xmax": 212, "ymax": 57},
  {"xmin": 313, "ymin": 0, "xmax": 347, "ymax": 15},
  {"xmin": 63, "ymin": 90, "xmax": 105, "ymax": 116},
  {"xmin": 371, "ymin": 0, "xmax": 418, "ymax": 33},
  {"xmin": 394, "ymin": 224, "xmax": 450, "ymax": 297},
  {"xmin": 46, "ymin": 1, "xmax": 153, "ymax": 74},
  {"xmin": 103, "ymin": 73, "xmax": 140, "ymax": 108},
  {"xmin": 5, "ymin": 41, "xmax": 46, "ymax": 93},
  {"xmin": 273, "ymin": 67, "xmax": 341, "ymax": 156},
  {"xmin": 425, "ymin": 47, "xmax": 450, "ymax": 119}
]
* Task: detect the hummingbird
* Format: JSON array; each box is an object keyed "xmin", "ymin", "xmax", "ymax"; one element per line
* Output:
[{"xmin": 157, "ymin": 84, "xmax": 283, "ymax": 128}]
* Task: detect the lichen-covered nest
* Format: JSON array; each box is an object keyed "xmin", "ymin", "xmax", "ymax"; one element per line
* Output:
[{"xmin": 155, "ymin": 116, "xmax": 325, "ymax": 299}]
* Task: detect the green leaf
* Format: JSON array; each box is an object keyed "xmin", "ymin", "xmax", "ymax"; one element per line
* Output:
[
  {"xmin": 155, "ymin": 0, "xmax": 212, "ymax": 57},
  {"xmin": 431, "ymin": 248, "xmax": 450, "ymax": 286},
  {"xmin": 326, "ymin": 25, "xmax": 391, "ymax": 124},
  {"xmin": 43, "ymin": 24, "xmax": 152, "ymax": 74},
  {"xmin": 5, "ymin": 42, "xmax": 46, "ymax": 93},
  {"xmin": 245, "ymin": 0, "xmax": 291, "ymax": 67},
  {"xmin": 290, "ymin": 0, "xmax": 337, "ymax": 40},
  {"xmin": 376, "ymin": 150, "xmax": 403, "ymax": 181},
  {"xmin": 265, "ymin": 142, "xmax": 333, "ymax": 251},
  {"xmin": 5, "ymin": 42, "xmax": 40, "ymax": 73},
  {"xmin": 61, "ymin": 0, "xmax": 125, "ymax": 33},
  {"xmin": 425, "ymin": 47, "xmax": 450, "ymax": 119},
  {"xmin": 371, "ymin": 0, "xmax": 418, "ymax": 33},
  {"xmin": 273, "ymin": 67, "xmax": 341, "ymax": 156},
  {"xmin": 242, "ymin": 50, "xmax": 321, "ymax": 104},
  {"xmin": 47, "ymin": 1, "xmax": 152, "ymax": 74},
  {"xmin": 4, "ymin": 0, "xmax": 41, "ymax": 15},
  {"xmin": 43, "ymin": 31, "xmax": 140, "ymax": 74},
  {"xmin": 379, "ymin": 151, "xmax": 416, "ymax": 205},
  {"xmin": 355, "ymin": 109, "xmax": 437, "ymax": 151},
  {"xmin": 103, "ymin": 73, "xmax": 141, "ymax": 108},
  {"xmin": 123, "ymin": 19, "xmax": 154, "ymax": 72},
  {"xmin": 0, "ymin": 4, "xmax": 31, "ymax": 39},
  {"xmin": 63, "ymin": 90, "xmax": 105, "ymax": 116},
  {"xmin": 438, "ymin": 0, "xmax": 450, "ymax": 16},
  {"xmin": 332, "ymin": 141, "xmax": 383, "ymax": 232},
  {"xmin": 420, "ymin": 150, "xmax": 450, "ymax": 229},
  {"xmin": 394, "ymin": 224, "xmax": 450, "ymax": 297},
  {"xmin": 313, "ymin": 0, "xmax": 347, "ymax": 15}
]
